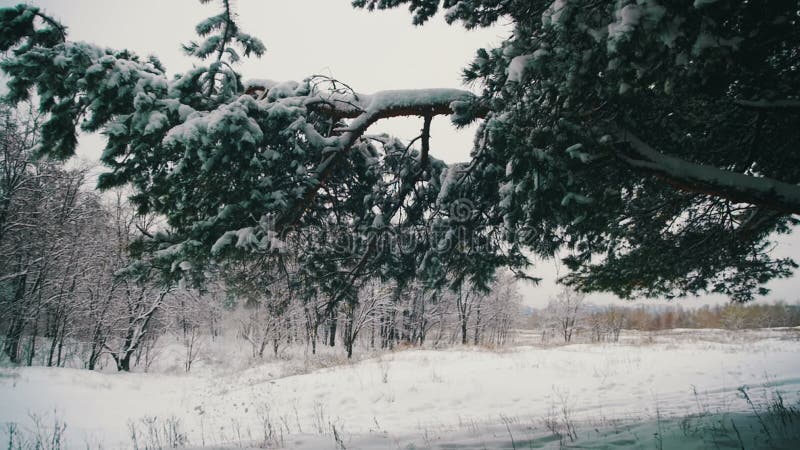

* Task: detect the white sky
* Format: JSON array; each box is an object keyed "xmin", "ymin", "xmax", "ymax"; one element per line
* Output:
[{"xmin": 5, "ymin": 0, "xmax": 799, "ymax": 308}]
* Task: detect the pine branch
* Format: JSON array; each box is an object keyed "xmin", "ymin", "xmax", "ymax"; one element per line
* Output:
[{"xmin": 612, "ymin": 127, "xmax": 800, "ymax": 214}]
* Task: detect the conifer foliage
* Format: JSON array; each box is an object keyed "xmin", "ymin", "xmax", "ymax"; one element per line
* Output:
[
  {"xmin": 0, "ymin": 1, "xmax": 516, "ymax": 309},
  {"xmin": 1, "ymin": 0, "xmax": 798, "ymax": 302},
  {"xmin": 354, "ymin": 0, "xmax": 800, "ymax": 301}
]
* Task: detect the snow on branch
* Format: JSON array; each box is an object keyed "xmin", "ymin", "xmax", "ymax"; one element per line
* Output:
[
  {"xmin": 267, "ymin": 86, "xmax": 481, "ymax": 227},
  {"xmin": 323, "ymin": 89, "xmax": 477, "ymax": 152},
  {"xmin": 244, "ymin": 82, "xmax": 481, "ymax": 122},
  {"xmin": 613, "ymin": 127, "xmax": 800, "ymax": 214}
]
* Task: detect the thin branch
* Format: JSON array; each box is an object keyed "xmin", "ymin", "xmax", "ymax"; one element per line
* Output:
[{"xmin": 34, "ymin": 12, "xmax": 67, "ymax": 42}]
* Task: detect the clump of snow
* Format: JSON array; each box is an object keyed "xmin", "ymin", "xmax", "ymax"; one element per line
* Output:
[
  {"xmin": 162, "ymin": 98, "xmax": 264, "ymax": 150},
  {"xmin": 436, "ymin": 162, "xmax": 467, "ymax": 204},
  {"xmin": 566, "ymin": 143, "xmax": 597, "ymax": 163},
  {"xmin": 506, "ymin": 54, "xmax": 534, "ymax": 83},
  {"xmin": 152, "ymin": 243, "xmax": 184, "ymax": 260},
  {"xmin": 506, "ymin": 49, "xmax": 550, "ymax": 84},
  {"xmin": 263, "ymin": 230, "xmax": 286, "ymax": 253},
  {"xmin": 265, "ymin": 80, "xmax": 300, "ymax": 101},
  {"xmin": 561, "ymin": 192, "xmax": 593, "ymax": 206},
  {"xmin": 607, "ymin": 4, "xmax": 642, "ymax": 52},
  {"xmin": 542, "ymin": 0, "xmax": 570, "ymax": 27},
  {"xmin": 691, "ymin": 33, "xmax": 744, "ymax": 56},
  {"xmin": 242, "ymin": 78, "xmax": 278, "ymax": 91},
  {"xmin": 233, "ymin": 227, "xmax": 258, "ymax": 249},
  {"xmin": 363, "ymin": 89, "xmax": 473, "ymax": 114},
  {"xmin": 143, "ymin": 111, "xmax": 167, "ymax": 134},
  {"xmin": 449, "ymin": 99, "xmax": 474, "ymax": 124},
  {"xmin": 693, "ymin": 0, "xmax": 719, "ymax": 8},
  {"xmin": 210, "ymin": 231, "xmax": 235, "ymax": 254}
]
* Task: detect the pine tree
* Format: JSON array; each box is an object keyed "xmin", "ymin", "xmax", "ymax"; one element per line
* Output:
[
  {"xmin": 0, "ymin": 1, "xmax": 516, "ymax": 317},
  {"xmin": 1, "ymin": 0, "xmax": 797, "ymax": 303},
  {"xmin": 354, "ymin": 0, "xmax": 800, "ymax": 301}
]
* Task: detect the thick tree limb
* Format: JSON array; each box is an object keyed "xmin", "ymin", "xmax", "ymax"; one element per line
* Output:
[
  {"xmin": 613, "ymin": 128, "xmax": 800, "ymax": 214},
  {"xmin": 303, "ymin": 88, "xmax": 477, "ymax": 121}
]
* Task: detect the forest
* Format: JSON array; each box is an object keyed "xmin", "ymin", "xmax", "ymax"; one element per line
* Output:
[{"xmin": 0, "ymin": 101, "xmax": 524, "ymax": 369}]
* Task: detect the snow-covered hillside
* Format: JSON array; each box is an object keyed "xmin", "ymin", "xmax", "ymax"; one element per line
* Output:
[{"xmin": 2, "ymin": 329, "xmax": 800, "ymax": 449}]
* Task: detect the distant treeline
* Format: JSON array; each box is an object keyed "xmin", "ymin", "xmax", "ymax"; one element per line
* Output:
[
  {"xmin": 618, "ymin": 302, "xmax": 800, "ymax": 331},
  {"xmin": 526, "ymin": 291, "xmax": 800, "ymax": 344}
]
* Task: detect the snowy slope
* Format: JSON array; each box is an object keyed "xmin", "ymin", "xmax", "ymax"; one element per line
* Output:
[{"xmin": 1, "ymin": 329, "xmax": 799, "ymax": 448}]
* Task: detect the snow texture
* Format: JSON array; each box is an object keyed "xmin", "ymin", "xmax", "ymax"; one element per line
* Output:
[
  {"xmin": 1, "ymin": 329, "xmax": 799, "ymax": 448},
  {"xmin": 506, "ymin": 54, "xmax": 534, "ymax": 83},
  {"xmin": 607, "ymin": 4, "xmax": 642, "ymax": 52}
]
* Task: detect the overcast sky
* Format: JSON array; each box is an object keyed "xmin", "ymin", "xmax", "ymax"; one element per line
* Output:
[{"xmin": 5, "ymin": 0, "xmax": 799, "ymax": 308}]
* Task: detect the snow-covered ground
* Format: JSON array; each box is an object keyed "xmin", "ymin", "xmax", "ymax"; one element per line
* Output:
[{"xmin": 2, "ymin": 328, "xmax": 800, "ymax": 449}]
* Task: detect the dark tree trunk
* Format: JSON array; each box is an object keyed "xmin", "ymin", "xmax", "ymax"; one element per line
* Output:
[
  {"xmin": 26, "ymin": 310, "xmax": 39, "ymax": 366},
  {"xmin": 47, "ymin": 333, "xmax": 57, "ymax": 367},
  {"xmin": 56, "ymin": 325, "xmax": 65, "ymax": 367},
  {"xmin": 87, "ymin": 323, "xmax": 104, "ymax": 370},
  {"xmin": 473, "ymin": 311, "xmax": 482, "ymax": 345},
  {"xmin": 4, "ymin": 317, "xmax": 24, "ymax": 364},
  {"xmin": 117, "ymin": 353, "xmax": 131, "ymax": 372},
  {"xmin": 4, "ymin": 272, "xmax": 28, "ymax": 364},
  {"xmin": 328, "ymin": 309, "xmax": 337, "ymax": 347},
  {"xmin": 341, "ymin": 303, "xmax": 356, "ymax": 359},
  {"xmin": 308, "ymin": 318, "xmax": 319, "ymax": 355}
]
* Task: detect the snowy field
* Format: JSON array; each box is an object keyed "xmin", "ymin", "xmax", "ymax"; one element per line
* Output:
[{"xmin": 2, "ymin": 328, "xmax": 800, "ymax": 449}]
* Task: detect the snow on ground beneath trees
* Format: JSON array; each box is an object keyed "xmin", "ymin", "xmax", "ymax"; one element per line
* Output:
[{"xmin": 1, "ymin": 328, "xmax": 800, "ymax": 448}]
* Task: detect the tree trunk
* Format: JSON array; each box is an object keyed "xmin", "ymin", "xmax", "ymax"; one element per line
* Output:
[
  {"xmin": 328, "ymin": 309, "xmax": 337, "ymax": 347},
  {"xmin": 87, "ymin": 324, "xmax": 104, "ymax": 370},
  {"xmin": 26, "ymin": 309, "xmax": 39, "ymax": 366},
  {"xmin": 473, "ymin": 302, "xmax": 482, "ymax": 345},
  {"xmin": 117, "ymin": 353, "xmax": 132, "ymax": 372},
  {"xmin": 3, "ymin": 272, "xmax": 28, "ymax": 364},
  {"xmin": 309, "ymin": 319, "xmax": 319, "ymax": 355},
  {"xmin": 56, "ymin": 325, "xmax": 65, "ymax": 367},
  {"xmin": 47, "ymin": 333, "xmax": 57, "ymax": 367},
  {"xmin": 4, "ymin": 317, "xmax": 24, "ymax": 364}
]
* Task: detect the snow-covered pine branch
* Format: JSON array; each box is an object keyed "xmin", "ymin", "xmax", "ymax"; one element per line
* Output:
[
  {"xmin": 359, "ymin": 0, "xmax": 800, "ymax": 301},
  {"xmin": 612, "ymin": 127, "xmax": 800, "ymax": 215}
]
